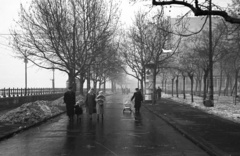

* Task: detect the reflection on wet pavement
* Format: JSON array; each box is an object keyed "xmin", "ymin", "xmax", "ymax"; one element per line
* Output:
[{"xmin": 0, "ymin": 94, "xmax": 209, "ymax": 156}]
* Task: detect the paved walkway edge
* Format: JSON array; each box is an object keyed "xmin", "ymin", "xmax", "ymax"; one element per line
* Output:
[
  {"xmin": 0, "ymin": 93, "xmax": 114, "ymax": 142},
  {"xmin": 144, "ymin": 105, "xmax": 229, "ymax": 156},
  {"xmin": 0, "ymin": 111, "xmax": 65, "ymax": 142}
]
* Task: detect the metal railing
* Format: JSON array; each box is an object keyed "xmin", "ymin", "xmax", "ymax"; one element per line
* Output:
[{"xmin": 0, "ymin": 88, "xmax": 66, "ymax": 98}]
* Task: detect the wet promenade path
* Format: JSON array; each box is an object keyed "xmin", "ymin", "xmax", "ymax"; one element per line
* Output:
[{"xmin": 0, "ymin": 94, "xmax": 208, "ymax": 156}]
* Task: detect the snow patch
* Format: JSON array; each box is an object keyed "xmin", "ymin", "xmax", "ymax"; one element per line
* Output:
[{"xmin": 162, "ymin": 93, "xmax": 240, "ymax": 124}]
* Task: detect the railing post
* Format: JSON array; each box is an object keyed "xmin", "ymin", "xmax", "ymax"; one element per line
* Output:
[
  {"xmin": 8, "ymin": 88, "xmax": 11, "ymax": 97},
  {"xmin": 3, "ymin": 88, "xmax": 6, "ymax": 98}
]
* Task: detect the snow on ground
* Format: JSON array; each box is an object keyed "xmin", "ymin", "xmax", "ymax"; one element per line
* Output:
[
  {"xmin": 162, "ymin": 93, "xmax": 240, "ymax": 124},
  {"xmin": 0, "ymin": 95, "xmax": 85, "ymax": 125}
]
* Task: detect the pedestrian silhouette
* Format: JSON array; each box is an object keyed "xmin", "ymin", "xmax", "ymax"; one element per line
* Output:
[
  {"xmin": 85, "ymin": 88, "xmax": 96, "ymax": 120},
  {"xmin": 96, "ymin": 91, "xmax": 105, "ymax": 121},
  {"xmin": 131, "ymin": 88, "xmax": 143, "ymax": 113},
  {"xmin": 157, "ymin": 86, "xmax": 162, "ymax": 100},
  {"xmin": 64, "ymin": 86, "xmax": 76, "ymax": 122}
]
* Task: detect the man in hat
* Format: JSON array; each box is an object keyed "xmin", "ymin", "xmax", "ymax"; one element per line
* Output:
[
  {"xmin": 131, "ymin": 88, "xmax": 143, "ymax": 113},
  {"xmin": 64, "ymin": 86, "xmax": 76, "ymax": 122}
]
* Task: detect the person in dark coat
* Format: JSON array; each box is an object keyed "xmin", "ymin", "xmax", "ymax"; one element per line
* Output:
[
  {"xmin": 157, "ymin": 86, "xmax": 162, "ymax": 99},
  {"xmin": 64, "ymin": 86, "xmax": 76, "ymax": 122},
  {"xmin": 131, "ymin": 88, "xmax": 143, "ymax": 113},
  {"xmin": 85, "ymin": 88, "xmax": 96, "ymax": 120}
]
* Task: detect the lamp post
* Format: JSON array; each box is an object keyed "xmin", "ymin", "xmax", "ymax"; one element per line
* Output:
[
  {"xmin": 24, "ymin": 52, "xmax": 28, "ymax": 96},
  {"xmin": 207, "ymin": 0, "xmax": 214, "ymax": 107},
  {"xmin": 52, "ymin": 64, "xmax": 55, "ymax": 90}
]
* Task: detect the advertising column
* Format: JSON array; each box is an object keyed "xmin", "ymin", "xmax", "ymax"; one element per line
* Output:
[{"xmin": 145, "ymin": 63, "xmax": 154, "ymax": 102}]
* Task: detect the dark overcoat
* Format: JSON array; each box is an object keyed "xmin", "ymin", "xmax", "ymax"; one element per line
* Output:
[
  {"xmin": 85, "ymin": 93, "xmax": 96, "ymax": 115},
  {"xmin": 64, "ymin": 90, "xmax": 76, "ymax": 117},
  {"xmin": 131, "ymin": 91, "xmax": 143, "ymax": 109}
]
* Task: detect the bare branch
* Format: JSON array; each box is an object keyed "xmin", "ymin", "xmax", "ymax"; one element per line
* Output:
[{"xmin": 152, "ymin": 0, "xmax": 240, "ymax": 24}]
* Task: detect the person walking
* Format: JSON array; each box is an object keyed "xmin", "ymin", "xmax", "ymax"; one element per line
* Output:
[
  {"xmin": 157, "ymin": 86, "xmax": 162, "ymax": 100},
  {"xmin": 85, "ymin": 88, "xmax": 96, "ymax": 120},
  {"xmin": 96, "ymin": 91, "xmax": 105, "ymax": 121},
  {"xmin": 131, "ymin": 88, "xmax": 143, "ymax": 113},
  {"xmin": 64, "ymin": 86, "xmax": 76, "ymax": 122}
]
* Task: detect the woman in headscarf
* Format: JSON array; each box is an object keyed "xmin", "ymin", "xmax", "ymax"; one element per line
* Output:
[
  {"xmin": 85, "ymin": 88, "xmax": 96, "ymax": 120},
  {"xmin": 96, "ymin": 91, "xmax": 105, "ymax": 121}
]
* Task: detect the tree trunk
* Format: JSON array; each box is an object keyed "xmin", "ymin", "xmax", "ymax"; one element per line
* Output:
[
  {"xmin": 230, "ymin": 75, "xmax": 233, "ymax": 96},
  {"xmin": 87, "ymin": 69, "xmax": 91, "ymax": 92},
  {"xmin": 203, "ymin": 70, "xmax": 208, "ymax": 104},
  {"xmin": 206, "ymin": 77, "xmax": 209, "ymax": 93},
  {"xmin": 111, "ymin": 80, "xmax": 114, "ymax": 92},
  {"xmin": 141, "ymin": 75, "xmax": 144, "ymax": 94},
  {"xmin": 234, "ymin": 69, "xmax": 239, "ymax": 105},
  {"xmin": 162, "ymin": 78, "xmax": 164, "ymax": 90},
  {"xmin": 224, "ymin": 74, "xmax": 230, "ymax": 96},
  {"xmin": 165, "ymin": 79, "xmax": 167, "ymax": 93},
  {"xmin": 183, "ymin": 76, "xmax": 186, "ymax": 99},
  {"xmin": 191, "ymin": 76, "xmax": 194, "ymax": 103},
  {"xmin": 103, "ymin": 77, "xmax": 106, "ymax": 93},
  {"xmin": 198, "ymin": 78, "xmax": 202, "ymax": 96},
  {"xmin": 188, "ymin": 74, "xmax": 194, "ymax": 103},
  {"xmin": 98, "ymin": 81, "xmax": 102, "ymax": 91},
  {"xmin": 218, "ymin": 66, "xmax": 223, "ymax": 96},
  {"xmin": 194, "ymin": 78, "xmax": 198, "ymax": 96},
  {"xmin": 171, "ymin": 78, "xmax": 174, "ymax": 97},
  {"xmin": 68, "ymin": 71, "xmax": 76, "ymax": 91},
  {"xmin": 79, "ymin": 74, "xmax": 85, "ymax": 95},
  {"xmin": 152, "ymin": 67, "xmax": 157, "ymax": 104},
  {"xmin": 93, "ymin": 80, "xmax": 97, "ymax": 92},
  {"xmin": 176, "ymin": 76, "xmax": 179, "ymax": 98}
]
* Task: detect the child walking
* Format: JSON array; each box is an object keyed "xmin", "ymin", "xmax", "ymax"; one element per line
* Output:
[{"xmin": 96, "ymin": 91, "xmax": 105, "ymax": 121}]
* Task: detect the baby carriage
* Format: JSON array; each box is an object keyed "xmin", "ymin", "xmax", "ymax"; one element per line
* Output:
[{"xmin": 123, "ymin": 100, "xmax": 133, "ymax": 113}]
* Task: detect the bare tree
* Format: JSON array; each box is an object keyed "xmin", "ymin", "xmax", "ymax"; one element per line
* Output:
[
  {"xmin": 152, "ymin": 0, "xmax": 240, "ymax": 24},
  {"xmin": 182, "ymin": 22, "xmax": 226, "ymax": 105},
  {"xmin": 120, "ymin": 11, "xmax": 150, "ymax": 92},
  {"xmin": 120, "ymin": 9, "xmax": 181, "ymax": 104},
  {"xmin": 129, "ymin": 0, "xmax": 240, "ymax": 106},
  {"xmin": 152, "ymin": 0, "xmax": 240, "ymax": 106},
  {"xmin": 11, "ymin": 0, "xmax": 120, "ymax": 92}
]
